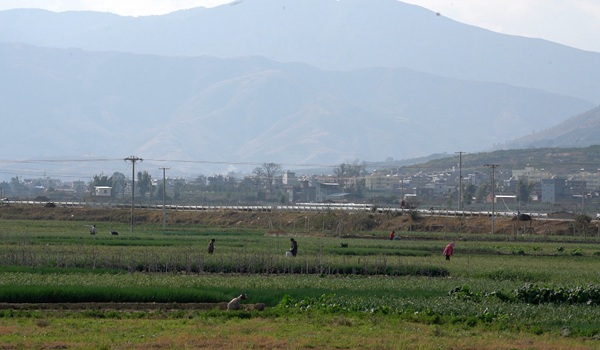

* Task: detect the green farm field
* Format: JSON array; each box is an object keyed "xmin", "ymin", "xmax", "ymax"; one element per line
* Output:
[{"xmin": 0, "ymin": 207, "xmax": 599, "ymax": 349}]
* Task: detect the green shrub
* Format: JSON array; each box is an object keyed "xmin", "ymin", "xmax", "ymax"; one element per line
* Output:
[
  {"xmin": 571, "ymin": 249, "xmax": 583, "ymax": 256},
  {"xmin": 514, "ymin": 283, "xmax": 600, "ymax": 305}
]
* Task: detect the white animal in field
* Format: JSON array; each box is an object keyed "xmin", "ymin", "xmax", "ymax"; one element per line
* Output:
[{"xmin": 227, "ymin": 293, "xmax": 247, "ymax": 311}]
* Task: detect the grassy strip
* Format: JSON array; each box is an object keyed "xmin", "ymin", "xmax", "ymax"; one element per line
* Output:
[
  {"xmin": 0, "ymin": 283, "xmax": 436, "ymax": 306},
  {"xmin": 0, "ymin": 285, "xmax": 224, "ymax": 303},
  {"xmin": 0, "ymin": 266, "xmax": 125, "ymax": 275},
  {"xmin": 477, "ymin": 268, "xmax": 553, "ymax": 282},
  {"xmin": 324, "ymin": 246, "xmax": 431, "ymax": 256}
]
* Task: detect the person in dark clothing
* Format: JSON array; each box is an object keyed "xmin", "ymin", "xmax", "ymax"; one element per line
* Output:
[
  {"xmin": 289, "ymin": 238, "xmax": 298, "ymax": 257},
  {"xmin": 208, "ymin": 238, "xmax": 215, "ymax": 254}
]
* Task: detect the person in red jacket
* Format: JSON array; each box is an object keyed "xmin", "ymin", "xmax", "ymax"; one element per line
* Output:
[
  {"xmin": 443, "ymin": 242, "xmax": 455, "ymax": 260},
  {"xmin": 389, "ymin": 230, "xmax": 395, "ymax": 240}
]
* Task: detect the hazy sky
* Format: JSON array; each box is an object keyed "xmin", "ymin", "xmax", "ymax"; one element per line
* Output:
[{"xmin": 0, "ymin": 0, "xmax": 599, "ymax": 53}]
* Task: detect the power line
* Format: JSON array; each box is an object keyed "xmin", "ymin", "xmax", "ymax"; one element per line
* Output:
[{"xmin": 0, "ymin": 158, "xmax": 122, "ymax": 164}]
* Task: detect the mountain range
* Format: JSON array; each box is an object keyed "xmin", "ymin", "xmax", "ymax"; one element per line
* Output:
[{"xmin": 1, "ymin": 0, "xmax": 599, "ymax": 177}]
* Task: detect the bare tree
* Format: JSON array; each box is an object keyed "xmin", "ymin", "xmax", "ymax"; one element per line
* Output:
[
  {"xmin": 253, "ymin": 162, "xmax": 282, "ymax": 193},
  {"xmin": 332, "ymin": 160, "xmax": 367, "ymax": 199},
  {"xmin": 333, "ymin": 160, "xmax": 366, "ymax": 186}
]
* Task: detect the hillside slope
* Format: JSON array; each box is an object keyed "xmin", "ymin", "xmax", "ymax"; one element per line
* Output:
[
  {"xmin": 506, "ymin": 106, "xmax": 600, "ymax": 149},
  {"xmin": 0, "ymin": 43, "xmax": 591, "ymax": 176},
  {"xmin": 0, "ymin": 0, "xmax": 599, "ymax": 103}
]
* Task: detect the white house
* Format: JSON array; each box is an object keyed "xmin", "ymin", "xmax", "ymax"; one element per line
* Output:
[{"xmin": 94, "ymin": 186, "xmax": 112, "ymax": 197}]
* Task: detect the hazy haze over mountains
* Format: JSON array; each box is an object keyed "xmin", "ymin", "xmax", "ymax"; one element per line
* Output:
[{"xmin": 1, "ymin": 0, "xmax": 599, "ymax": 177}]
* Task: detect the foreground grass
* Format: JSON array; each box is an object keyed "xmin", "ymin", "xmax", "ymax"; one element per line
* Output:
[{"xmin": 0, "ymin": 313, "xmax": 597, "ymax": 350}]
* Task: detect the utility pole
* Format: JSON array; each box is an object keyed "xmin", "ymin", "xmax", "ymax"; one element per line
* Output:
[
  {"xmin": 484, "ymin": 164, "xmax": 499, "ymax": 234},
  {"xmin": 400, "ymin": 178, "xmax": 404, "ymax": 203},
  {"xmin": 580, "ymin": 187, "xmax": 585, "ymax": 214},
  {"xmin": 124, "ymin": 156, "xmax": 143, "ymax": 234},
  {"xmin": 159, "ymin": 167, "xmax": 170, "ymax": 229},
  {"xmin": 455, "ymin": 151, "xmax": 466, "ymax": 212}
]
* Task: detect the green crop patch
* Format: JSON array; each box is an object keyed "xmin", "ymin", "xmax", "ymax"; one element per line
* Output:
[
  {"xmin": 0, "ymin": 285, "xmax": 225, "ymax": 303},
  {"xmin": 0, "ymin": 215, "xmax": 599, "ymax": 345},
  {"xmin": 325, "ymin": 246, "xmax": 431, "ymax": 257}
]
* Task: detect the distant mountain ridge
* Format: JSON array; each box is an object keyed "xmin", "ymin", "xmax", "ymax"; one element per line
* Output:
[
  {"xmin": 1, "ymin": 0, "xmax": 600, "ymax": 177},
  {"xmin": 0, "ymin": 43, "xmax": 592, "ymax": 176},
  {"xmin": 1, "ymin": 0, "xmax": 599, "ymax": 103},
  {"xmin": 393, "ymin": 145, "xmax": 600, "ymax": 178}
]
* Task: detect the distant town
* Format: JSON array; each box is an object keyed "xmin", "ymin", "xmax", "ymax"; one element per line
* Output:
[{"xmin": 2, "ymin": 161, "xmax": 600, "ymax": 216}]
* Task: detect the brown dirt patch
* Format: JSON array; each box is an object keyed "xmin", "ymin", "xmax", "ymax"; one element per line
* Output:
[{"xmin": 0, "ymin": 204, "xmax": 588, "ymax": 236}]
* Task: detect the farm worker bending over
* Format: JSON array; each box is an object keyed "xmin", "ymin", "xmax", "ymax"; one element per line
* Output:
[
  {"xmin": 290, "ymin": 238, "xmax": 298, "ymax": 257},
  {"xmin": 443, "ymin": 242, "xmax": 454, "ymax": 260},
  {"xmin": 389, "ymin": 230, "xmax": 395, "ymax": 240}
]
